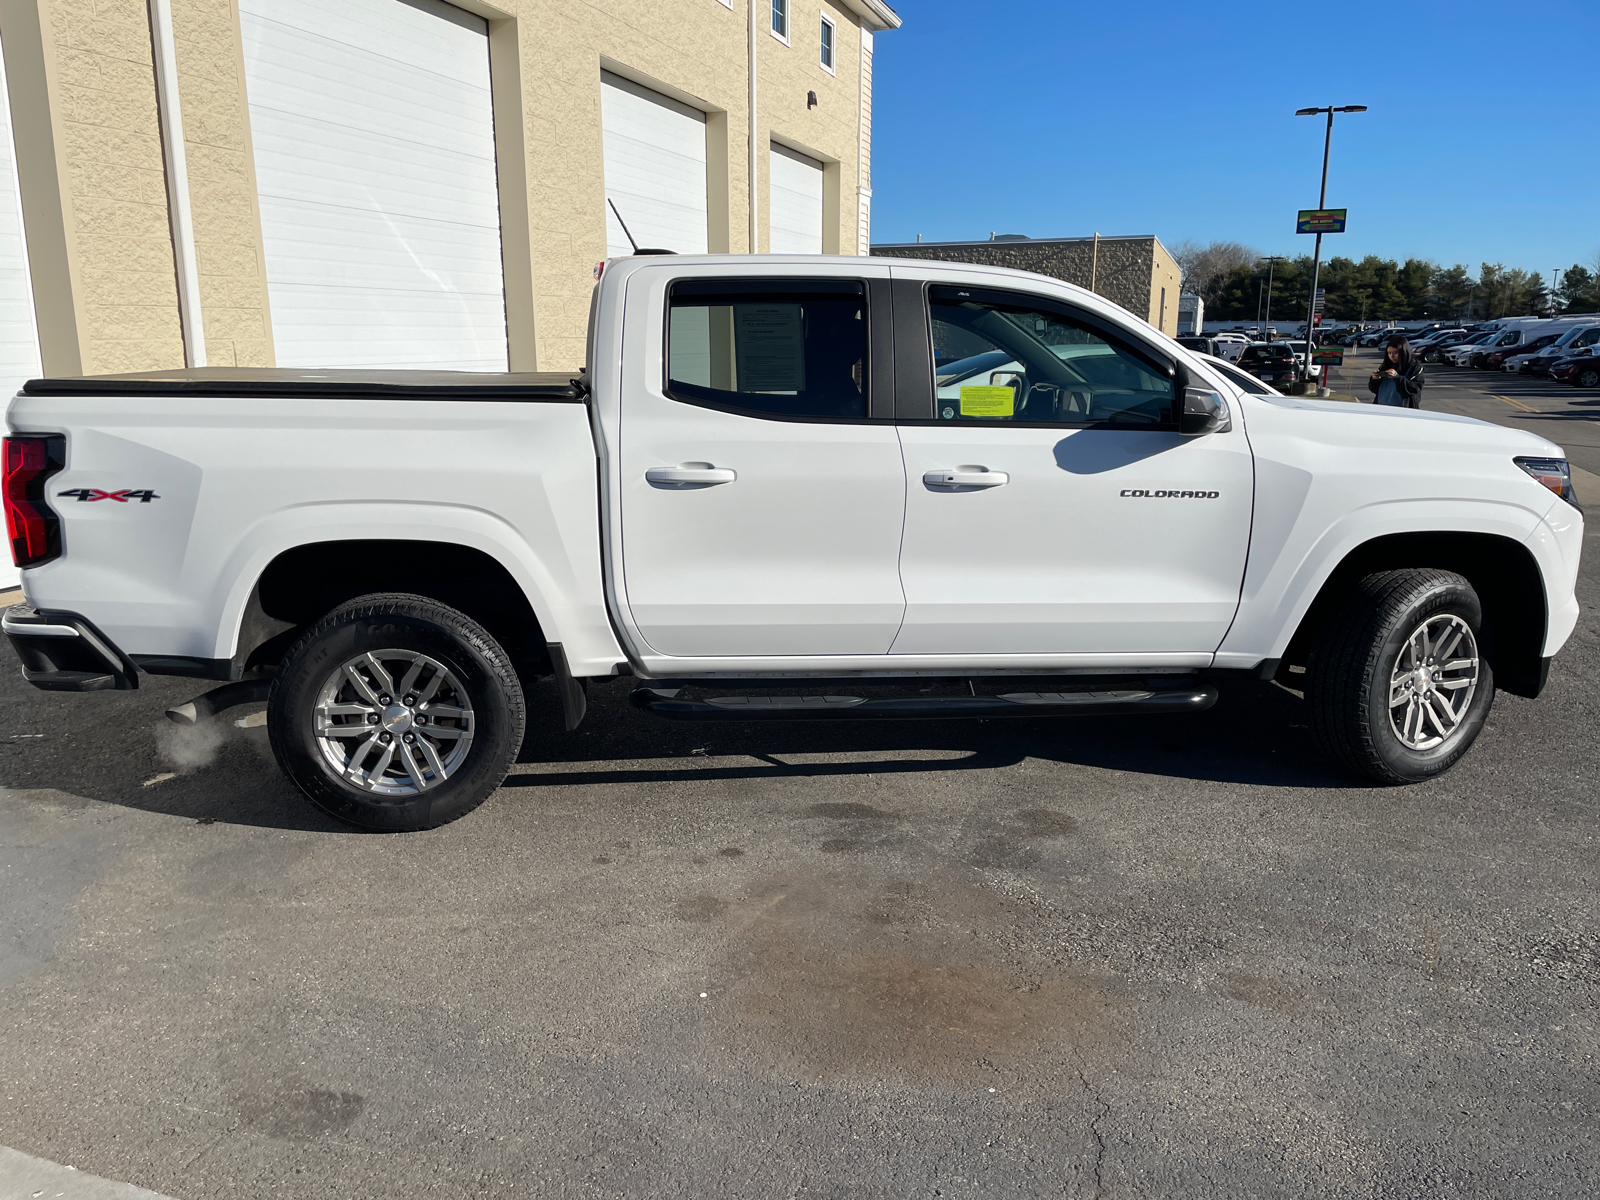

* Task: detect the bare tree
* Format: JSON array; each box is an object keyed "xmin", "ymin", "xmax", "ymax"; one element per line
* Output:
[{"xmin": 1171, "ymin": 240, "xmax": 1261, "ymax": 304}]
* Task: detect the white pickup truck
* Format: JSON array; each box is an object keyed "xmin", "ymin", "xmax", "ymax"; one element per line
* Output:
[{"xmin": 2, "ymin": 255, "xmax": 1585, "ymax": 830}]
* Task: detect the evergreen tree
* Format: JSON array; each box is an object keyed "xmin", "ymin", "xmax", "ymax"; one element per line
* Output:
[
  {"xmin": 1430, "ymin": 265, "xmax": 1477, "ymax": 319},
  {"xmin": 1557, "ymin": 265, "xmax": 1598, "ymax": 313}
]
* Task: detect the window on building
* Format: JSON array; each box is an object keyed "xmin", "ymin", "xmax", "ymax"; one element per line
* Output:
[
  {"xmin": 667, "ymin": 279, "xmax": 868, "ymax": 421},
  {"xmin": 820, "ymin": 14, "xmax": 835, "ymax": 70},
  {"xmin": 771, "ymin": 0, "xmax": 788, "ymax": 40}
]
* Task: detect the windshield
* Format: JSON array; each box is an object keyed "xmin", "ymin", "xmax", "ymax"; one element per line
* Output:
[{"xmin": 1554, "ymin": 325, "xmax": 1600, "ymax": 347}]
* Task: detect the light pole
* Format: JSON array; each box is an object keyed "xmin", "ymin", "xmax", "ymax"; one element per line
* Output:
[
  {"xmin": 1294, "ymin": 103, "xmax": 1366, "ymax": 388},
  {"xmin": 1261, "ymin": 256, "xmax": 1286, "ymax": 336}
]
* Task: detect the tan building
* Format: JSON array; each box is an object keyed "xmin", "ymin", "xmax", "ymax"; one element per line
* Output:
[
  {"xmin": 0, "ymin": 0, "xmax": 900, "ymax": 386},
  {"xmin": 872, "ymin": 234, "xmax": 1182, "ymax": 336}
]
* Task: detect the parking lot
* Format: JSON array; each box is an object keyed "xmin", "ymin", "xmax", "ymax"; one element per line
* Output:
[
  {"xmin": 2, "ymin": 371, "xmax": 1597, "ymax": 1199},
  {"xmin": 1328, "ymin": 346, "xmax": 1600, "ymax": 477}
]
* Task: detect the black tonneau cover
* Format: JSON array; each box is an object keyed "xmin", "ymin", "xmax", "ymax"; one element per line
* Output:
[{"xmin": 22, "ymin": 367, "xmax": 588, "ymax": 402}]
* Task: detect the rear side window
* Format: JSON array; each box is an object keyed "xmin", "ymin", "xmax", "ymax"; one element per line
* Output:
[
  {"xmin": 666, "ymin": 279, "xmax": 868, "ymax": 420},
  {"xmin": 928, "ymin": 285, "xmax": 1174, "ymax": 427}
]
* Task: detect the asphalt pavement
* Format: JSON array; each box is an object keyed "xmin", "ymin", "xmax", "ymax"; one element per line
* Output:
[
  {"xmin": 1330, "ymin": 346, "xmax": 1600, "ymax": 477},
  {"xmin": 1, "ymin": 373, "xmax": 1597, "ymax": 1199}
]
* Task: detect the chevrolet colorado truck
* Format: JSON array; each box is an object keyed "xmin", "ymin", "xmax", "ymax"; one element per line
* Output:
[{"xmin": 2, "ymin": 255, "xmax": 1585, "ymax": 830}]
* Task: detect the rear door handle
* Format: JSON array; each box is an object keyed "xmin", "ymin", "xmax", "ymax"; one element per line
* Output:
[
  {"xmin": 923, "ymin": 468, "xmax": 1009, "ymax": 489},
  {"xmin": 646, "ymin": 465, "xmax": 737, "ymax": 487}
]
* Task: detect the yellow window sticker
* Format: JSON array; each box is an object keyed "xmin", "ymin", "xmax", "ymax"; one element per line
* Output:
[{"xmin": 958, "ymin": 385, "xmax": 1015, "ymax": 417}]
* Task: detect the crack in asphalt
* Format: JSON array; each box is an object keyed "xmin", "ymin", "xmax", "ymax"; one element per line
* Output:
[{"xmin": 1077, "ymin": 1062, "xmax": 1110, "ymax": 1199}]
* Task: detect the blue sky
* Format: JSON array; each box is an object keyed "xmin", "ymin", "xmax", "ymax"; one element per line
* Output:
[{"xmin": 870, "ymin": 0, "xmax": 1600, "ymax": 277}]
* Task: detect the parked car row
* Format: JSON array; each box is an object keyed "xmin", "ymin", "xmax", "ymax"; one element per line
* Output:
[{"xmin": 1419, "ymin": 316, "xmax": 1600, "ymax": 386}]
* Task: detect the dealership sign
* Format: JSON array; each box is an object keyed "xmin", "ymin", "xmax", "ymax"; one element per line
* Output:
[{"xmin": 1296, "ymin": 209, "xmax": 1347, "ymax": 234}]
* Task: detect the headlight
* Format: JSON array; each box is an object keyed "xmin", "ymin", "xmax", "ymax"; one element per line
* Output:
[{"xmin": 1515, "ymin": 456, "xmax": 1579, "ymax": 509}]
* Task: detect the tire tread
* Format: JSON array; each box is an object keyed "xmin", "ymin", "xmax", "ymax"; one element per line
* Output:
[
  {"xmin": 268, "ymin": 592, "xmax": 525, "ymax": 831},
  {"xmin": 1308, "ymin": 568, "xmax": 1485, "ymax": 784}
]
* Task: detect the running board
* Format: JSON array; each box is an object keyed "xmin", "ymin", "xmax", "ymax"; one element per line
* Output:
[{"xmin": 630, "ymin": 683, "xmax": 1218, "ymax": 722}]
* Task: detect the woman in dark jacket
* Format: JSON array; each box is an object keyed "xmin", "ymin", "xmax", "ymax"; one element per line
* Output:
[{"xmin": 1368, "ymin": 335, "xmax": 1424, "ymax": 407}]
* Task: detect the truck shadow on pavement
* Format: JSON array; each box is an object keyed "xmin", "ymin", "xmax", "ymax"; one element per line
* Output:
[
  {"xmin": 505, "ymin": 676, "xmax": 1358, "ymax": 793},
  {"xmin": 0, "ymin": 669, "xmax": 1361, "ymax": 835}
]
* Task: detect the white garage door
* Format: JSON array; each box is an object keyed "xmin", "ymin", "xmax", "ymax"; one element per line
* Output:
[
  {"xmin": 769, "ymin": 143, "xmax": 824, "ymax": 254},
  {"xmin": 601, "ymin": 73, "xmax": 708, "ymax": 257},
  {"xmin": 240, "ymin": 0, "xmax": 507, "ymax": 370},
  {"xmin": 0, "ymin": 38, "xmax": 41, "ymax": 590}
]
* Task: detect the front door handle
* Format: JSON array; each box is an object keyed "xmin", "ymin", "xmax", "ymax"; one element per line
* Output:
[
  {"xmin": 923, "ymin": 468, "xmax": 1009, "ymax": 490},
  {"xmin": 646, "ymin": 464, "xmax": 738, "ymax": 487}
]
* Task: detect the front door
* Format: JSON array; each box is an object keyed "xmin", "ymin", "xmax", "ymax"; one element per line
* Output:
[
  {"xmin": 617, "ymin": 275, "xmax": 906, "ymax": 658},
  {"xmin": 890, "ymin": 280, "xmax": 1254, "ymax": 657}
]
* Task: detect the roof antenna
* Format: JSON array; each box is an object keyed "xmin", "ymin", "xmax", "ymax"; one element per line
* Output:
[{"xmin": 607, "ymin": 199, "xmax": 676, "ymax": 256}]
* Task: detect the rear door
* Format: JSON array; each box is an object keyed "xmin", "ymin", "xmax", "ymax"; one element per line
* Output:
[
  {"xmin": 889, "ymin": 273, "xmax": 1255, "ymax": 657},
  {"xmin": 616, "ymin": 269, "xmax": 906, "ymax": 658}
]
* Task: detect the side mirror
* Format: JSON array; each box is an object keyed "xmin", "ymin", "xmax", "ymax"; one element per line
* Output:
[{"xmin": 1181, "ymin": 387, "xmax": 1231, "ymax": 436}]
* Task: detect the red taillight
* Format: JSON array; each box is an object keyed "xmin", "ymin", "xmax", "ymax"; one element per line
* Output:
[{"xmin": 3, "ymin": 435, "xmax": 65, "ymax": 569}]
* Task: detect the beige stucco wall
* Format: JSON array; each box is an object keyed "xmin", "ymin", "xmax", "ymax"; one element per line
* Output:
[
  {"xmin": 1, "ymin": 0, "xmax": 885, "ymax": 377},
  {"xmin": 508, "ymin": 0, "xmax": 872, "ymax": 369},
  {"xmin": 2, "ymin": 0, "xmax": 186, "ymax": 375},
  {"xmin": 168, "ymin": 0, "xmax": 272, "ymax": 367},
  {"xmin": 1148, "ymin": 237, "xmax": 1179, "ymax": 336}
]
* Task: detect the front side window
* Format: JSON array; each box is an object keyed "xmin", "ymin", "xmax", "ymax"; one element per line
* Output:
[
  {"xmin": 929, "ymin": 286, "xmax": 1174, "ymax": 426},
  {"xmin": 820, "ymin": 15, "xmax": 835, "ymax": 68},
  {"xmin": 667, "ymin": 279, "xmax": 866, "ymax": 420},
  {"xmin": 772, "ymin": 0, "xmax": 787, "ymax": 38}
]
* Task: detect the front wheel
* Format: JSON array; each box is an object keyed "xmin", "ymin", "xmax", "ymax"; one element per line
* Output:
[
  {"xmin": 1308, "ymin": 569, "xmax": 1494, "ymax": 784},
  {"xmin": 268, "ymin": 593, "xmax": 525, "ymax": 831},
  {"xmin": 1575, "ymin": 365, "xmax": 1600, "ymax": 389}
]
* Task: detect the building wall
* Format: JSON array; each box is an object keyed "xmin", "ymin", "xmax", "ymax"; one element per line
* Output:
[
  {"xmin": 0, "ymin": 0, "xmax": 890, "ymax": 378},
  {"xmin": 516, "ymin": 0, "xmax": 873, "ymax": 368},
  {"xmin": 169, "ymin": 0, "xmax": 271, "ymax": 367},
  {"xmin": 1, "ymin": 0, "xmax": 186, "ymax": 375},
  {"xmin": 871, "ymin": 236, "xmax": 1182, "ymax": 337},
  {"xmin": 1147, "ymin": 238, "xmax": 1179, "ymax": 336}
]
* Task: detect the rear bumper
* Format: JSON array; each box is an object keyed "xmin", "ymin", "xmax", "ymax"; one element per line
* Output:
[{"xmin": 1, "ymin": 604, "xmax": 139, "ymax": 691}]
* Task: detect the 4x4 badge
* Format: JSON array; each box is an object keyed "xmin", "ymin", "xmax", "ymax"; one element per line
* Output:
[{"xmin": 57, "ymin": 488, "xmax": 160, "ymax": 503}]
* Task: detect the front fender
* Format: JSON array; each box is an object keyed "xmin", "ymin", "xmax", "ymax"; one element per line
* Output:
[{"xmin": 1217, "ymin": 494, "xmax": 1557, "ymax": 665}]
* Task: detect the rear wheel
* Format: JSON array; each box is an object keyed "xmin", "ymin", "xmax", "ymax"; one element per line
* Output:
[
  {"xmin": 268, "ymin": 593, "xmax": 525, "ymax": 831},
  {"xmin": 1308, "ymin": 569, "xmax": 1494, "ymax": 784}
]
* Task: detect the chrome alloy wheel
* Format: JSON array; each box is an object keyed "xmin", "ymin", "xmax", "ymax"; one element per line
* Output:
[
  {"xmin": 313, "ymin": 651, "xmax": 475, "ymax": 796},
  {"xmin": 1388, "ymin": 614, "xmax": 1480, "ymax": 751}
]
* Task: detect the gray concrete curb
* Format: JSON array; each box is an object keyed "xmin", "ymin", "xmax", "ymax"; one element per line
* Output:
[{"xmin": 0, "ymin": 1147, "xmax": 179, "ymax": 1200}]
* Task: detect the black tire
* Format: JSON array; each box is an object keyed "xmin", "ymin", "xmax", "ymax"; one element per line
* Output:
[
  {"xmin": 1575, "ymin": 365, "xmax": 1600, "ymax": 389},
  {"xmin": 268, "ymin": 593, "xmax": 525, "ymax": 831},
  {"xmin": 1308, "ymin": 569, "xmax": 1495, "ymax": 784}
]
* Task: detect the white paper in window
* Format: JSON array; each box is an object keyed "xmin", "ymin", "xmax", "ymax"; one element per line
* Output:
[{"xmin": 735, "ymin": 304, "xmax": 805, "ymax": 392}]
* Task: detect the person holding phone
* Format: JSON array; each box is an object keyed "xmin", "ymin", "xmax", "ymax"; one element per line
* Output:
[{"xmin": 1368, "ymin": 335, "xmax": 1424, "ymax": 407}]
